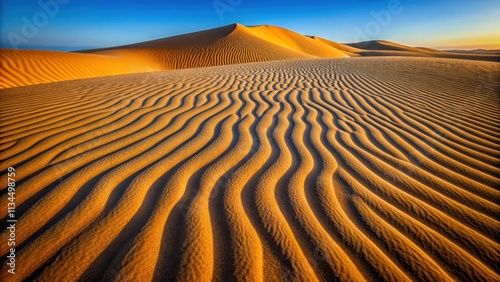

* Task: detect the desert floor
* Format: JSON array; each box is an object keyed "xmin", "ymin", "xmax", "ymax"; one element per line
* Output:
[{"xmin": 0, "ymin": 57, "xmax": 499, "ymax": 281}]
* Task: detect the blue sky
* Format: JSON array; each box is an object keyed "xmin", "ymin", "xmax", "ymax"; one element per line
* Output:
[{"xmin": 1, "ymin": 0, "xmax": 499, "ymax": 51}]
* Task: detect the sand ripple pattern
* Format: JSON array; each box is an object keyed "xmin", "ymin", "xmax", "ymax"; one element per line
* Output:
[{"xmin": 0, "ymin": 57, "xmax": 499, "ymax": 282}]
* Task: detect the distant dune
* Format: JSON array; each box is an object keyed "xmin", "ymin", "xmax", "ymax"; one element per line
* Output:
[
  {"xmin": 445, "ymin": 49, "xmax": 500, "ymax": 54},
  {"xmin": 0, "ymin": 57, "xmax": 499, "ymax": 281},
  {"xmin": 347, "ymin": 40, "xmax": 500, "ymax": 62},
  {"xmin": 1, "ymin": 23, "xmax": 498, "ymax": 89},
  {"xmin": 347, "ymin": 40, "xmax": 438, "ymax": 53}
]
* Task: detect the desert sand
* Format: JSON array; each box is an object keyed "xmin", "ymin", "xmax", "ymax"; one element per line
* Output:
[
  {"xmin": 1, "ymin": 24, "xmax": 345, "ymax": 89},
  {"xmin": 1, "ymin": 24, "xmax": 497, "ymax": 89},
  {"xmin": 0, "ymin": 24, "xmax": 499, "ymax": 282}
]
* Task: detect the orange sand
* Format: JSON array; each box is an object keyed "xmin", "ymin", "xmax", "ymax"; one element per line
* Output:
[
  {"xmin": 2, "ymin": 24, "xmax": 497, "ymax": 89},
  {"xmin": 0, "ymin": 23, "xmax": 499, "ymax": 282},
  {"xmin": 0, "ymin": 56, "xmax": 499, "ymax": 281}
]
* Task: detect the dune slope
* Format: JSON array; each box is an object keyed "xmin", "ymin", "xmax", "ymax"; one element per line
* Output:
[
  {"xmin": 347, "ymin": 40, "xmax": 438, "ymax": 53},
  {"xmin": 85, "ymin": 24, "xmax": 323, "ymax": 70},
  {"xmin": 244, "ymin": 25, "xmax": 349, "ymax": 58},
  {"xmin": 86, "ymin": 23, "xmax": 353, "ymax": 70},
  {"xmin": 311, "ymin": 36, "xmax": 363, "ymax": 56},
  {"xmin": 1, "ymin": 24, "xmax": 351, "ymax": 89},
  {"xmin": 0, "ymin": 57, "xmax": 499, "ymax": 281},
  {"xmin": 0, "ymin": 49, "xmax": 158, "ymax": 89}
]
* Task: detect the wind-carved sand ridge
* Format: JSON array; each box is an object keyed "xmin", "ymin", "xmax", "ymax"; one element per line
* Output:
[{"xmin": 0, "ymin": 55, "xmax": 499, "ymax": 281}]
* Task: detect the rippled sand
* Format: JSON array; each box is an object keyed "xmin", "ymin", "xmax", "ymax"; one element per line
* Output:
[{"xmin": 0, "ymin": 57, "xmax": 499, "ymax": 281}]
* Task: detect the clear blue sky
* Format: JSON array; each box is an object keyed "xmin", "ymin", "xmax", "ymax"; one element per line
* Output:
[{"xmin": 1, "ymin": 0, "xmax": 499, "ymax": 51}]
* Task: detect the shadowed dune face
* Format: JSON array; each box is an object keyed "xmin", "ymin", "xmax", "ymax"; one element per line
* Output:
[{"xmin": 0, "ymin": 57, "xmax": 499, "ymax": 281}]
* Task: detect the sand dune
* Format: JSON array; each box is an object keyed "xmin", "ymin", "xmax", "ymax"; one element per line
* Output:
[
  {"xmin": 449, "ymin": 49, "xmax": 500, "ymax": 54},
  {"xmin": 310, "ymin": 36, "xmax": 363, "ymax": 57},
  {"xmin": 2, "ymin": 24, "xmax": 498, "ymax": 89},
  {"xmin": 244, "ymin": 25, "xmax": 349, "ymax": 58},
  {"xmin": 0, "ymin": 49, "xmax": 158, "ymax": 89},
  {"xmin": 0, "ymin": 24, "xmax": 350, "ymax": 89},
  {"xmin": 346, "ymin": 40, "xmax": 500, "ymax": 62},
  {"xmin": 0, "ymin": 57, "xmax": 499, "ymax": 281},
  {"xmin": 84, "ymin": 24, "xmax": 328, "ymax": 70},
  {"xmin": 347, "ymin": 40, "xmax": 438, "ymax": 53}
]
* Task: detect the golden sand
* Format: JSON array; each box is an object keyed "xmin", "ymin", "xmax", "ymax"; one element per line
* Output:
[
  {"xmin": 0, "ymin": 55, "xmax": 499, "ymax": 281},
  {"xmin": 3, "ymin": 24, "xmax": 497, "ymax": 89},
  {"xmin": 0, "ymin": 24, "xmax": 346, "ymax": 89}
]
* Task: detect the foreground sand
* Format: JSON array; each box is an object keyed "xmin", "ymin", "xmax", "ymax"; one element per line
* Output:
[{"xmin": 0, "ymin": 57, "xmax": 499, "ymax": 281}]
